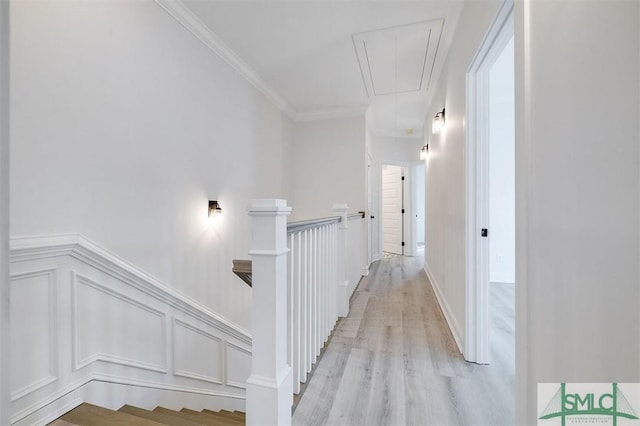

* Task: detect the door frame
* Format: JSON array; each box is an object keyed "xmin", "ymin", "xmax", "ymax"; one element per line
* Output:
[{"xmin": 464, "ymin": 0, "xmax": 513, "ymax": 364}]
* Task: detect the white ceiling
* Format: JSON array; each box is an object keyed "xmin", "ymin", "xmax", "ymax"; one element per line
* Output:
[{"xmin": 178, "ymin": 0, "xmax": 463, "ymax": 138}]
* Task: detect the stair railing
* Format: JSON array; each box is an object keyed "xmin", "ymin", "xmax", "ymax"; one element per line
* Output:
[{"xmin": 245, "ymin": 199, "xmax": 365, "ymax": 426}]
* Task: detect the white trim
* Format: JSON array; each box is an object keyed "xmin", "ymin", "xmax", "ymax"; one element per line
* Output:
[
  {"xmin": 10, "ymin": 233, "xmax": 251, "ymax": 346},
  {"xmin": 71, "ymin": 271, "xmax": 168, "ymax": 373},
  {"xmin": 9, "ymin": 268, "xmax": 59, "ymax": 402},
  {"xmin": 464, "ymin": 0, "xmax": 514, "ymax": 365},
  {"xmin": 424, "ymin": 265, "xmax": 463, "ymax": 354},
  {"xmin": 10, "ymin": 372, "xmax": 245, "ymax": 425},
  {"xmin": 225, "ymin": 341, "xmax": 251, "ymax": 390},
  {"xmin": 294, "ymin": 106, "xmax": 367, "ymax": 122},
  {"xmin": 173, "ymin": 318, "xmax": 224, "ymax": 385}
]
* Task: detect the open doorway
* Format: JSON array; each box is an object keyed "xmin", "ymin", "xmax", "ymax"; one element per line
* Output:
[
  {"xmin": 465, "ymin": 0, "xmax": 514, "ymax": 365},
  {"xmin": 488, "ymin": 35, "xmax": 515, "ymax": 371}
]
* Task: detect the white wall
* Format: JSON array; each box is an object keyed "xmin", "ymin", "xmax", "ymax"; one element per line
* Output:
[
  {"xmin": 10, "ymin": 1, "xmax": 295, "ymax": 330},
  {"xmin": 369, "ymin": 135, "xmax": 423, "ymax": 259},
  {"xmin": 515, "ymin": 1, "xmax": 640, "ymax": 423},
  {"xmin": 424, "ymin": 0, "xmax": 502, "ymax": 348},
  {"xmin": 292, "ymin": 117, "xmax": 366, "ymax": 220},
  {"xmin": 414, "ymin": 164, "xmax": 425, "ymax": 245},
  {"xmin": 489, "ymin": 36, "xmax": 515, "ymax": 284}
]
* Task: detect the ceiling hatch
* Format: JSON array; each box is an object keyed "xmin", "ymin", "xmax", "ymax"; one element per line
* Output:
[{"xmin": 352, "ymin": 19, "xmax": 444, "ymax": 97}]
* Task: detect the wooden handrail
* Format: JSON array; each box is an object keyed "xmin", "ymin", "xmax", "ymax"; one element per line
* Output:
[
  {"xmin": 232, "ymin": 259, "xmax": 252, "ymax": 287},
  {"xmin": 237, "ymin": 212, "xmax": 364, "ymax": 288},
  {"xmin": 287, "ymin": 216, "xmax": 341, "ymax": 234}
]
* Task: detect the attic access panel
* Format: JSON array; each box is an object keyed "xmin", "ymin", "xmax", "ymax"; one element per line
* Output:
[{"xmin": 353, "ymin": 19, "xmax": 444, "ymax": 97}]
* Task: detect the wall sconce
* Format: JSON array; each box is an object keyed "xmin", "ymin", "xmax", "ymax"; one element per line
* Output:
[
  {"xmin": 420, "ymin": 144, "xmax": 429, "ymax": 160},
  {"xmin": 432, "ymin": 108, "xmax": 445, "ymax": 133},
  {"xmin": 208, "ymin": 200, "xmax": 222, "ymax": 217}
]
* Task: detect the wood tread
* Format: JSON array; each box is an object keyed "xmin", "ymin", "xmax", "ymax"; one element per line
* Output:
[{"xmin": 53, "ymin": 403, "xmax": 246, "ymax": 426}]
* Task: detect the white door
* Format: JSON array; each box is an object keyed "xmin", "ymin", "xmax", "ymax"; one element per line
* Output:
[{"xmin": 382, "ymin": 165, "xmax": 404, "ymax": 255}]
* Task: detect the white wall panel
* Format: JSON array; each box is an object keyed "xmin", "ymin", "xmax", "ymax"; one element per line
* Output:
[
  {"xmin": 225, "ymin": 342, "xmax": 251, "ymax": 389},
  {"xmin": 173, "ymin": 319, "xmax": 223, "ymax": 384},
  {"xmin": 9, "ymin": 235, "xmax": 251, "ymax": 425},
  {"xmin": 9, "ymin": 269, "xmax": 57, "ymax": 401},
  {"xmin": 72, "ymin": 272, "xmax": 166, "ymax": 373}
]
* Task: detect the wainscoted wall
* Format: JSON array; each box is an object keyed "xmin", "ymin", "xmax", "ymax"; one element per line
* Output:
[{"xmin": 9, "ymin": 234, "xmax": 251, "ymax": 426}]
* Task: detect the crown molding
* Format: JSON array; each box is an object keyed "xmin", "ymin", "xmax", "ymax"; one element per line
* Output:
[
  {"xmin": 294, "ymin": 106, "xmax": 368, "ymax": 122},
  {"xmin": 155, "ymin": 0, "xmax": 373, "ymax": 123},
  {"xmin": 154, "ymin": 0, "xmax": 297, "ymax": 119}
]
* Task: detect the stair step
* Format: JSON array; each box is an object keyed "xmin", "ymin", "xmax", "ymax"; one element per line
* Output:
[
  {"xmin": 219, "ymin": 411, "xmax": 245, "ymax": 422},
  {"xmin": 154, "ymin": 407, "xmax": 242, "ymax": 426},
  {"xmin": 119, "ymin": 405, "xmax": 203, "ymax": 426},
  {"xmin": 181, "ymin": 408, "xmax": 243, "ymax": 425},
  {"xmin": 47, "ymin": 420, "xmax": 76, "ymax": 426},
  {"xmin": 201, "ymin": 409, "xmax": 245, "ymax": 423},
  {"xmin": 60, "ymin": 403, "xmax": 165, "ymax": 426},
  {"xmin": 153, "ymin": 407, "xmax": 214, "ymax": 425}
]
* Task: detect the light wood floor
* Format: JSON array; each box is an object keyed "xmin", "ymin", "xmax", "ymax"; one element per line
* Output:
[{"xmin": 293, "ymin": 255, "xmax": 514, "ymax": 426}]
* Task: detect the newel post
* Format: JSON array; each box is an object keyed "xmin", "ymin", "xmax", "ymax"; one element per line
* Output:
[
  {"xmin": 247, "ymin": 199, "xmax": 293, "ymax": 426},
  {"xmin": 332, "ymin": 203, "xmax": 350, "ymax": 317}
]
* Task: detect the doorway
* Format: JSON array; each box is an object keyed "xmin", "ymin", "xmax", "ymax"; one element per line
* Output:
[
  {"xmin": 465, "ymin": 0, "xmax": 514, "ymax": 364},
  {"xmin": 381, "ymin": 164, "xmax": 406, "ymax": 256}
]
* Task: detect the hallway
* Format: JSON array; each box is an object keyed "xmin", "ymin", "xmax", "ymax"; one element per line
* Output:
[{"xmin": 293, "ymin": 256, "xmax": 514, "ymax": 426}]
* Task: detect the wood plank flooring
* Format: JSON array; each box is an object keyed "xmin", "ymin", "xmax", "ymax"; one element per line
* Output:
[{"xmin": 293, "ymin": 255, "xmax": 514, "ymax": 426}]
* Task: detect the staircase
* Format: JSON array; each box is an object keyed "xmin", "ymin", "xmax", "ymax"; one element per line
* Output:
[{"xmin": 50, "ymin": 403, "xmax": 245, "ymax": 426}]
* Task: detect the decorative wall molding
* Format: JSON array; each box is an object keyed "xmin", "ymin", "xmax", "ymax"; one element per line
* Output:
[
  {"xmin": 173, "ymin": 318, "xmax": 223, "ymax": 385},
  {"xmin": 424, "ymin": 264, "xmax": 463, "ymax": 353},
  {"xmin": 71, "ymin": 271, "xmax": 168, "ymax": 374},
  {"xmin": 294, "ymin": 106, "xmax": 367, "ymax": 122},
  {"xmin": 9, "ymin": 268, "xmax": 58, "ymax": 403},
  {"xmin": 225, "ymin": 341, "xmax": 251, "ymax": 390},
  {"xmin": 9, "ymin": 233, "xmax": 252, "ymax": 425},
  {"xmin": 10, "ymin": 233, "xmax": 251, "ymax": 345}
]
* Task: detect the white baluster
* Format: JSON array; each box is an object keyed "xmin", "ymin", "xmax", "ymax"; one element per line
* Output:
[
  {"xmin": 333, "ymin": 204, "xmax": 350, "ymax": 317},
  {"xmin": 306, "ymin": 228, "xmax": 313, "ymax": 375}
]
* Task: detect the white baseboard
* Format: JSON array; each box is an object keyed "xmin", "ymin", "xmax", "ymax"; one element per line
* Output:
[
  {"xmin": 13, "ymin": 377, "xmax": 245, "ymax": 426},
  {"xmin": 423, "ymin": 264, "xmax": 463, "ymax": 354}
]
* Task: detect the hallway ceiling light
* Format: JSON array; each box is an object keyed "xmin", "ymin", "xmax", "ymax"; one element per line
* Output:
[
  {"xmin": 420, "ymin": 144, "xmax": 428, "ymax": 160},
  {"xmin": 432, "ymin": 108, "xmax": 445, "ymax": 133}
]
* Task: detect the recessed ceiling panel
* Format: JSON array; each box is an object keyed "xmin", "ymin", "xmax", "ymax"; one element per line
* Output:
[{"xmin": 353, "ymin": 19, "xmax": 444, "ymax": 97}]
